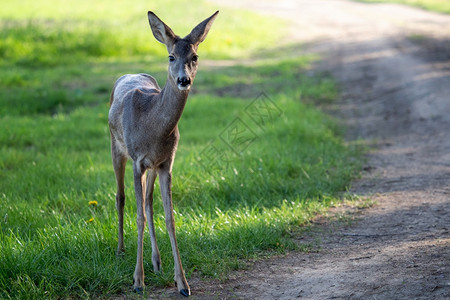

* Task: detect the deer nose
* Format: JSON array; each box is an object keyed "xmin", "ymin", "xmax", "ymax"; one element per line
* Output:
[{"xmin": 177, "ymin": 77, "xmax": 191, "ymax": 87}]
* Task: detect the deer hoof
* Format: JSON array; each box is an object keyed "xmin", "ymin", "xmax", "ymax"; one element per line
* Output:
[
  {"xmin": 133, "ymin": 278, "xmax": 144, "ymax": 294},
  {"xmin": 180, "ymin": 289, "xmax": 190, "ymax": 297}
]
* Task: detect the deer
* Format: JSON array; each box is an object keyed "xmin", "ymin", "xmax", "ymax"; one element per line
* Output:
[{"xmin": 108, "ymin": 10, "xmax": 218, "ymax": 297}]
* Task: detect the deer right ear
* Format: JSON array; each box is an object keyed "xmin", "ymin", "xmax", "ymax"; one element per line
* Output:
[
  {"xmin": 148, "ymin": 11, "xmax": 177, "ymax": 52},
  {"xmin": 187, "ymin": 11, "xmax": 219, "ymax": 47}
]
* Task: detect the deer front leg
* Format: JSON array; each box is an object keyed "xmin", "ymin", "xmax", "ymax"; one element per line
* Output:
[
  {"xmin": 145, "ymin": 168, "xmax": 162, "ymax": 272},
  {"xmin": 111, "ymin": 139, "xmax": 127, "ymax": 255},
  {"xmin": 132, "ymin": 163, "xmax": 147, "ymax": 293},
  {"xmin": 158, "ymin": 167, "xmax": 190, "ymax": 297}
]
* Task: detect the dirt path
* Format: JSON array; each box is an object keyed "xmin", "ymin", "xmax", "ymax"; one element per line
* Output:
[{"xmin": 152, "ymin": 1, "xmax": 450, "ymax": 299}]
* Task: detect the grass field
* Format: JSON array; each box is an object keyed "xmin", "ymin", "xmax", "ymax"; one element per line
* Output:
[
  {"xmin": 357, "ymin": 0, "xmax": 450, "ymax": 14},
  {"xmin": 0, "ymin": 0, "xmax": 361, "ymax": 298}
]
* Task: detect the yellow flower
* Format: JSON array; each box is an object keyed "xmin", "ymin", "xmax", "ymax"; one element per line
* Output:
[
  {"xmin": 88, "ymin": 200, "xmax": 98, "ymax": 206},
  {"xmin": 87, "ymin": 217, "xmax": 94, "ymax": 223}
]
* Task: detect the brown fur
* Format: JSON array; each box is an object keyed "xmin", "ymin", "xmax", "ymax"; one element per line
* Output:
[
  {"xmin": 109, "ymin": 83, "xmax": 116, "ymax": 106},
  {"xmin": 107, "ymin": 11, "xmax": 218, "ymax": 297}
]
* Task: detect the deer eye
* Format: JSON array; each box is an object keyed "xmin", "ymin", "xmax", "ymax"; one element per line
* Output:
[
  {"xmin": 169, "ymin": 55, "xmax": 175, "ymax": 62},
  {"xmin": 192, "ymin": 55, "xmax": 198, "ymax": 62}
]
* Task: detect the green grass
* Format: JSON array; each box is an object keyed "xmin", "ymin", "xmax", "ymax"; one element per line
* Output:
[
  {"xmin": 356, "ymin": 0, "xmax": 450, "ymax": 14},
  {"xmin": 0, "ymin": 0, "xmax": 362, "ymax": 298},
  {"xmin": 0, "ymin": 0, "xmax": 283, "ymax": 67}
]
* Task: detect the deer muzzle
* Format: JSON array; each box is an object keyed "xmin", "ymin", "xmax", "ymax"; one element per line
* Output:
[{"xmin": 177, "ymin": 76, "xmax": 191, "ymax": 90}]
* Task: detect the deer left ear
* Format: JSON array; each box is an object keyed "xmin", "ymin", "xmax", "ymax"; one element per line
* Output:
[
  {"xmin": 186, "ymin": 11, "xmax": 219, "ymax": 47},
  {"xmin": 148, "ymin": 11, "xmax": 178, "ymax": 52}
]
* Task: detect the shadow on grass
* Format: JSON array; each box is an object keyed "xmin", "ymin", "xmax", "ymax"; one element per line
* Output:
[{"xmin": 0, "ymin": 42, "xmax": 362, "ymax": 298}]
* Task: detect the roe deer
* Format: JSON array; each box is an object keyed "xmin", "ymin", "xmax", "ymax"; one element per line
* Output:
[{"xmin": 108, "ymin": 10, "xmax": 218, "ymax": 297}]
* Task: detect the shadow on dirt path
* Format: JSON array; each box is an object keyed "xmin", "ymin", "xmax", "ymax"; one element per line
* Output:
[{"xmin": 147, "ymin": 0, "xmax": 450, "ymax": 299}]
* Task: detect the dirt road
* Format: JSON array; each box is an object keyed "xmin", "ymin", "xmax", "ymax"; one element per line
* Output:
[{"xmin": 153, "ymin": 0, "xmax": 450, "ymax": 298}]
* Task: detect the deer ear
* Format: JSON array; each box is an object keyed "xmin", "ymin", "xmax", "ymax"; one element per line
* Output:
[
  {"xmin": 186, "ymin": 11, "xmax": 219, "ymax": 47},
  {"xmin": 148, "ymin": 11, "xmax": 177, "ymax": 51}
]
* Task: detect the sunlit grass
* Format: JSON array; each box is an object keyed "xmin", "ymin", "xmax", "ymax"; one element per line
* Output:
[
  {"xmin": 356, "ymin": 0, "xmax": 450, "ymax": 14},
  {"xmin": 0, "ymin": 57, "xmax": 361, "ymax": 298},
  {"xmin": 0, "ymin": 0, "xmax": 362, "ymax": 298},
  {"xmin": 0, "ymin": 0, "xmax": 284, "ymax": 67},
  {"xmin": 0, "ymin": 92, "xmax": 360, "ymax": 298}
]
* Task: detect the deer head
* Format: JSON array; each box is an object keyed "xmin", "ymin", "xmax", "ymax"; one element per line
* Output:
[{"xmin": 148, "ymin": 11, "xmax": 219, "ymax": 91}]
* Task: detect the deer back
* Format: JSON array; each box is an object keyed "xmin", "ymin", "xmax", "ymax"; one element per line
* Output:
[{"xmin": 109, "ymin": 73, "xmax": 179, "ymax": 167}]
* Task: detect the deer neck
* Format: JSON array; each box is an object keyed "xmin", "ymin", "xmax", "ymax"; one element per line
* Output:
[{"xmin": 156, "ymin": 77, "xmax": 190, "ymax": 135}]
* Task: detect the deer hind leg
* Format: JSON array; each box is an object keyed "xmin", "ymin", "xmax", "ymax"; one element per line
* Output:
[
  {"xmin": 158, "ymin": 166, "xmax": 190, "ymax": 297},
  {"xmin": 111, "ymin": 139, "xmax": 127, "ymax": 255},
  {"xmin": 132, "ymin": 162, "xmax": 147, "ymax": 292},
  {"xmin": 145, "ymin": 169, "xmax": 162, "ymax": 272}
]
